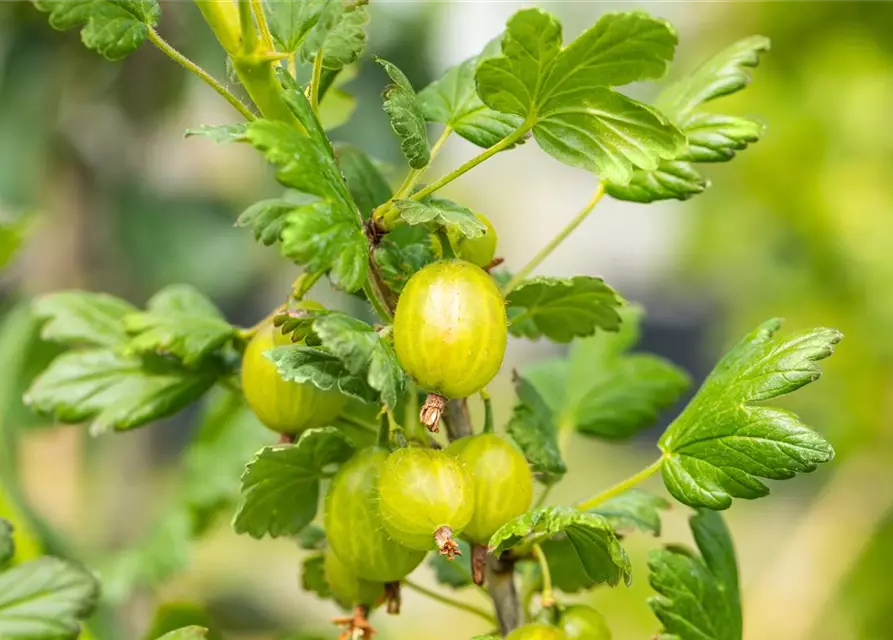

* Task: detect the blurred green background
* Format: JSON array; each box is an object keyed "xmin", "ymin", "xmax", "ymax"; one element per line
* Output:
[{"xmin": 1, "ymin": 2, "xmax": 892, "ymax": 639}]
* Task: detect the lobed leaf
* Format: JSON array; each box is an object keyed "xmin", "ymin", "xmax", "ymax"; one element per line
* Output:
[
  {"xmin": 417, "ymin": 41, "xmax": 524, "ymax": 148},
  {"xmin": 489, "ymin": 506, "xmax": 631, "ymax": 587},
  {"xmin": 233, "ymin": 427, "xmax": 356, "ymax": 538},
  {"xmin": 266, "ymin": 344, "xmax": 378, "ymax": 403},
  {"xmin": 506, "ymin": 276, "xmax": 622, "ymax": 343},
  {"xmin": 610, "ymin": 36, "xmax": 770, "ymax": 202},
  {"xmin": 335, "ymin": 143, "xmax": 392, "ymax": 218},
  {"xmin": 591, "ymin": 489, "xmax": 670, "ymax": 537},
  {"xmin": 24, "ymin": 349, "xmax": 217, "ymax": 435},
  {"xmin": 301, "ymin": 553, "xmax": 331, "ymax": 599},
  {"xmin": 33, "ymin": 290, "xmax": 137, "ymax": 347},
  {"xmin": 523, "ymin": 306, "xmax": 691, "ymax": 440},
  {"xmin": 648, "ymin": 510, "xmax": 741, "ymax": 640},
  {"xmin": 476, "ymin": 9, "xmax": 684, "ymax": 184},
  {"xmin": 297, "ymin": 0, "xmax": 369, "ymax": 69},
  {"xmin": 312, "ymin": 313, "xmax": 405, "ymax": 408},
  {"xmin": 0, "ymin": 524, "xmax": 100, "ymax": 640},
  {"xmin": 123, "ymin": 284, "xmax": 234, "ymax": 366},
  {"xmin": 393, "ymin": 198, "xmax": 486, "ymax": 239},
  {"xmin": 659, "ymin": 319, "xmax": 840, "ymax": 509},
  {"xmin": 373, "ymin": 226, "xmax": 439, "ymax": 294},
  {"xmin": 507, "ymin": 376, "xmax": 566, "ymax": 483},
  {"xmin": 376, "ymin": 58, "xmax": 430, "ymax": 169},
  {"xmin": 33, "ymin": 0, "xmax": 160, "ymax": 60}
]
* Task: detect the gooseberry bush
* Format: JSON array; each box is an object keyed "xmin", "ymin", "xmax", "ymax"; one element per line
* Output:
[{"xmin": 3, "ymin": 1, "xmax": 844, "ymax": 639}]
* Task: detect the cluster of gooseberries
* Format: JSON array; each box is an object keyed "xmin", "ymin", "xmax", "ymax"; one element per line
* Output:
[{"xmin": 239, "ymin": 223, "xmax": 609, "ymax": 639}]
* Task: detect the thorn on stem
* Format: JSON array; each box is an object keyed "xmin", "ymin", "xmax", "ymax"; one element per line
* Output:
[
  {"xmin": 434, "ymin": 525, "xmax": 461, "ymax": 560},
  {"xmin": 420, "ymin": 393, "xmax": 447, "ymax": 432}
]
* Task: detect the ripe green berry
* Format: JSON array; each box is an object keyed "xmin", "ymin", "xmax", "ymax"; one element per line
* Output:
[
  {"xmin": 446, "ymin": 433, "xmax": 533, "ymax": 544},
  {"xmin": 323, "ymin": 548, "xmax": 385, "ymax": 610},
  {"xmin": 449, "ymin": 212, "xmax": 498, "ymax": 267},
  {"xmin": 241, "ymin": 324, "xmax": 347, "ymax": 434},
  {"xmin": 377, "ymin": 447, "xmax": 474, "ymax": 558},
  {"xmin": 507, "ymin": 623, "xmax": 568, "ymax": 640},
  {"xmin": 559, "ymin": 605, "xmax": 612, "ymax": 640},
  {"xmin": 325, "ymin": 448, "xmax": 426, "ymax": 583},
  {"xmin": 393, "ymin": 259, "xmax": 507, "ymax": 400}
]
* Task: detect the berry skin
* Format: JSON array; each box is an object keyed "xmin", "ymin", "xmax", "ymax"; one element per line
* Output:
[
  {"xmin": 393, "ymin": 259, "xmax": 507, "ymax": 399},
  {"xmin": 559, "ymin": 605, "xmax": 612, "ymax": 640},
  {"xmin": 506, "ymin": 623, "xmax": 569, "ymax": 640},
  {"xmin": 241, "ymin": 324, "xmax": 346, "ymax": 434},
  {"xmin": 325, "ymin": 448, "xmax": 426, "ymax": 583},
  {"xmin": 323, "ymin": 548, "xmax": 385, "ymax": 611},
  {"xmin": 377, "ymin": 447, "xmax": 474, "ymax": 557},
  {"xmin": 446, "ymin": 433, "xmax": 533, "ymax": 544},
  {"xmin": 449, "ymin": 212, "xmax": 498, "ymax": 268}
]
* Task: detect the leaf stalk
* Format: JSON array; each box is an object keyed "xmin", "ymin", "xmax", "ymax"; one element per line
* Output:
[{"xmin": 575, "ymin": 456, "xmax": 664, "ymax": 512}]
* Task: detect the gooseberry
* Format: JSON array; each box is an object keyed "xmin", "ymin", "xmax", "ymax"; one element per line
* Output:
[
  {"xmin": 506, "ymin": 623, "xmax": 568, "ymax": 640},
  {"xmin": 323, "ymin": 547, "xmax": 385, "ymax": 611},
  {"xmin": 559, "ymin": 605, "xmax": 612, "ymax": 640},
  {"xmin": 325, "ymin": 447, "xmax": 427, "ymax": 583},
  {"xmin": 393, "ymin": 259, "xmax": 507, "ymax": 428},
  {"xmin": 377, "ymin": 447, "xmax": 474, "ymax": 558},
  {"xmin": 241, "ymin": 323, "xmax": 347, "ymax": 434},
  {"xmin": 446, "ymin": 433, "xmax": 533, "ymax": 544},
  {"xmin": 449, "ymin": 212, "xmax": 498, "ymax": 268}
]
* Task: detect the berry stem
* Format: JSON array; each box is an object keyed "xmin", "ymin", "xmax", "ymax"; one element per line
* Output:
[
  {"xmin": 575, "ymin": 456, "xmax": 665, "ymax": 511},
  {"xmin": 532, "ymin": 543, "xmax": 555, "ymax": 608},
  {"xmin": 409, "ymin": 121, "xmax": 533, "ymax": 203},
  {"xmin": 481, "ymin": 388, "xmax": 494, "ymax": 434},
  {"xmin": 403, "ymin": 579, "xmax": 497, "ymax": 624},
  {"xmin": 386, "ymin": 409, "xmax": 407, "ymax": 448},
  {"xmin": 309, "ymin": 49, "xmax": 325, "ymax": 117},
  {"xmin": 502, "ymin": 183, "xmax": 607, "ymax": 294}
]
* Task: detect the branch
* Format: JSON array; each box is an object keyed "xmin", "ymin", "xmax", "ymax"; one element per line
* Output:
[{"xmin": 486, "ymin": 552, "xmax": 522, "ymax": 635}]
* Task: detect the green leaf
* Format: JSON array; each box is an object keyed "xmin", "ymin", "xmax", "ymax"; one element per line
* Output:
[
  {"xmin": 373, "ymin": 226, "xmax": 439, "ymax": 294},
  {"xmin": 376, "ymin": 57, "xmax": 430, "ymax": 169},
  {"xmin": 301, "ymin": 553, "xmax": 331, "ymax": 599},
  {"xmin": 24, "ymin": 349, "xmax": 217, "ymax": 435},
  {"xmin": 393, "ymin": 198, "xmax": 486, "ymax": 239},
  {"xmin": 609, "ymin": 36, "xmax": 770, "ymax": 202},
  {"xmin": 417, "ymin": 46, "xmax": 523, "ymax": 148},
  {"xmin": 428, "ymin": 539, "xmax": 473, "ymax": 589},
  {"xmin": 540, "ymin": 538, "xmax": 596, "ymax": 594},
  {"xmin": 301, "ymin": 0, "xmax": 369, "ymax": 69},
  {"xmin": 659, "ymin": 319, "xmax": 840, "ymax": 510},
  {"xmin": 476, "ymin": 9, "xmax": 683, "ymax": 184},
  {"xmin": 123, "ymin": 284, "xmax": 234, "ymax": 366},
  {"xmin": 677, "ymin": 113, "xmax": 765, "ymax": 163},
  {"xmin": 143, "ymin": 602, "xmax": 216, "ymax": 640},
  {"xmin": 0, "ymin": 520, "xmax": 13, "ymax": 569},
  {"xmin": 154, "ymin": 628, "xmax": 209, "ymax": 640},
  {"xmin": 523, "ymin": 306, "xmax": 690, "ymax": 440},
  {"xmin": 243, "ymin": 119, "xmax": 352, "ymax": 206},
  {"xmin": 184, "ymin": 124, "xmax": 248, "ymax": 143},
  {"xmin": 591, "ymin": 489, "xmax": 670, "ymax": 537},
  {"xmin": 489, "ymin": 506, "xmax": 631, "ymax": 587},
  {"xmin": 296, "ymin": 524, "xmax": 326, "ymax": 551},
  {"xmin": 264, "ymin": 0, "xmax": 328, "ymax": 53},
  {"xmin": 266, "ymin": 344, "xmax": 378, "ymax": 403},
  {"xmin": 233, "ymin": 427, "xmax": 356, "ymax": 538},
  {"xmin": 33, "ymin": 291, "xmax": 137, "ymax": 347},
  {"xmin": 280, "ymin": 200, "xmax": 368, "ymax": 292},
  {"xmin": 604, "ymin": 160, "xmax": 707, "ymax": 203},
  {"xmin": 0, "ymin": 213, "xmax": 32, "ymax": 272},
  {"xmin": 507, "ymin": 376, "xmax": 566, "ymax": 483},
  {"xmin": 649, "ymin": 510, "xmax": 741, "ymax": 640},
  {"xmin": 335, "ymin": 144, "xmax": 392, "ymax": 218},
  {"xmin": 0, "ymin": 535, "xmax": 100, "ymax": 640},
  {"xmin": 237, "ymin": 197, "xmax": 304, "ymax": 246},
  {"xmin": 506, "ymin": 276, "xmax": 622, "ymax": 343},
  {"xmin": 312, "ymin": 313, "xmax": 405, "ymax": 408},
  {"xmin": 33, "ymin": 0, "xmax": 160, "ymax": 60},
  {"xmin": 657, "ymin": 35, "xmax": 771, "ymax": 119}
]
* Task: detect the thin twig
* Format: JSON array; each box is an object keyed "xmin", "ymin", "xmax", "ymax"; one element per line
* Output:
[{"xmin": 403, "ymin": 579, "xmax": 497, "ymax": 625}]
